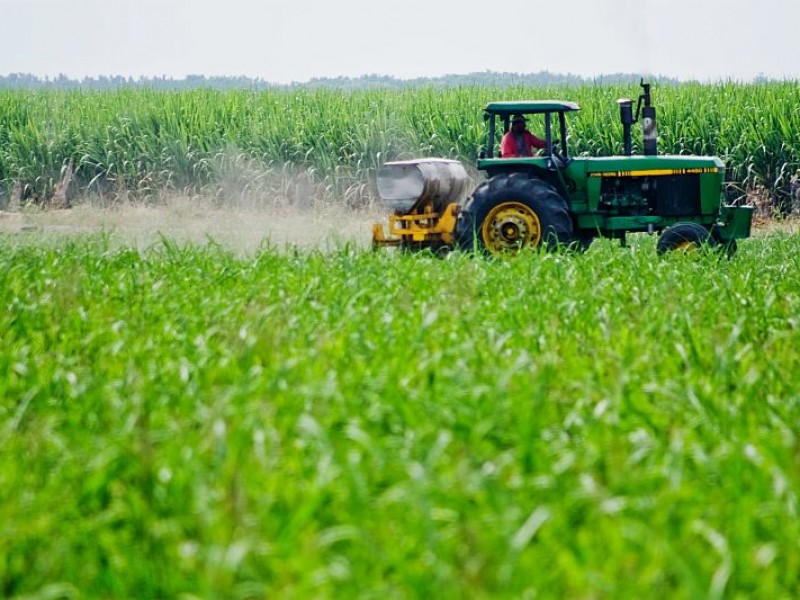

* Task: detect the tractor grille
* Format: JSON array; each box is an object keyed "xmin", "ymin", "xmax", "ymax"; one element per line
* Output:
[{"xmin": 655, "ymin": 175, "xmax": 701, "ymax": 216}]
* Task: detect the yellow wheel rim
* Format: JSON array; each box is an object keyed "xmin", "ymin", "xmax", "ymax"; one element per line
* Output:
[
  {"xmin": 673, "ymin": 240, "xmax": 699, "ymax": 252},
  {"xmin": 481, "ymin": 202, "xmax": 542, "ymax": 254}
]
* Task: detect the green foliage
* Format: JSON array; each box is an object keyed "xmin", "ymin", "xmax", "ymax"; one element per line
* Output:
[
  {"xmin": 0, "ymin": 83, "xmax": 798, "ymax": 204},
  {"xmin": 2, "ymin": 234, "xmax": 800, "ymax": 598}
]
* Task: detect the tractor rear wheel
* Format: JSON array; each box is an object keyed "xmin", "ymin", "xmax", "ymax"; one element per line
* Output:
[
  {"xmin": 657, "ymin": 222, "xmax": 716, "ymax": 254},
  {"xmin": 457, "ymin": 174, "xmax": 573, "ymax": 255}
]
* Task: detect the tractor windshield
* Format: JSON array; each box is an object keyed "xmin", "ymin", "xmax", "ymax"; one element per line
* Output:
[{"xmin": 483, "ymin": 101, "xmax": 579, "ymax": 161}]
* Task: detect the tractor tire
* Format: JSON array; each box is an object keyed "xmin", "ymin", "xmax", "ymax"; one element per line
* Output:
[
  {"xmin": 656, "ymin": 222, "xmax": 716, "ymax": 254},
  {"xmin": 456, "ymin": 174, "xmax": 573, "ymax": 255},
  {"xmin": 574, "ymin": 233, "xmax": 596, "ymax": 252},
  {"xmin": 708, "ymin": 226, "xmax": 738, "ymax": 258}
]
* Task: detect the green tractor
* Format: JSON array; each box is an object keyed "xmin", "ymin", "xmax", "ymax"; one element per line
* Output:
[{"xmin": 372, "ymin": 82, "xmax": 753, "ymax": 255}]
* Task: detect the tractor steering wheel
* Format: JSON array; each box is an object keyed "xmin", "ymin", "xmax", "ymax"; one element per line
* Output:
[{"xmin": 549, "ymin": 142, "xmax": 569, "ymax": 167}]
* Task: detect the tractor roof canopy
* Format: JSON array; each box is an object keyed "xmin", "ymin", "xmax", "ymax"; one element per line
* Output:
[{"xmin": 484, "ymin": 100, "xmax": 580, "ymax": 115}]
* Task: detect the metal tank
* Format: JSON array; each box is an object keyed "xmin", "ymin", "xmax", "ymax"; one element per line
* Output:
[{"xmin": 376, "ymin": 158, "xmax": 469, "ymax": 213}]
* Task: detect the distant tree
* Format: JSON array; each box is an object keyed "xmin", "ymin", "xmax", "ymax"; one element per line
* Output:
[{"xmin": 0, "ymin": 71, "xmax": 690, "ymax": 91}]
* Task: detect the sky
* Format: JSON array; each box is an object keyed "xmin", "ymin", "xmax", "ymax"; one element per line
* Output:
[{"xmin": 1, "ymin": 0, "xmax": 799, "ymax": 83}]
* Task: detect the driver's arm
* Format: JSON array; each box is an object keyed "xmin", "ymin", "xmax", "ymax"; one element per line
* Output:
[{"xmin": 527, "ymin": 132, "xmax": 547, "ymax": 150}]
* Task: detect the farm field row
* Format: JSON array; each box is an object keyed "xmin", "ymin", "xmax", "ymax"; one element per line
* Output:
[
  {"xmin": 1, "ymin": 82, "xmax": 798, "ymax": 208},
  {"xmin": 2, "ymin": 233, "xmax": 800, "ymax": 597}
]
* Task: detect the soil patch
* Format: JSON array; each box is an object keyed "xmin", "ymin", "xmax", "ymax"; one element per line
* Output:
[{"xmin": 0, "ymin": 196, "xmax": 386, "ymax": 253}]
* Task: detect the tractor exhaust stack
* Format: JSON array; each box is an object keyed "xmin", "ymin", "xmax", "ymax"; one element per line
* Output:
[
  {"xmin": 617, "ymin": 98, "xmax": 634, "ymax": 156},
  {"xmin": 638, "ymin": 81, "xmax": 658, "ymax": 156},
  {"xmin": 616, "ymin": 80, "xmax": 658, "ymax": 156}
]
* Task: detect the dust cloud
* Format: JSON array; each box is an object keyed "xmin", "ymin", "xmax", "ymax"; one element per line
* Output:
[{"xmin": 0, "ymin": 194, "xmax": 388, "ymax": 254}]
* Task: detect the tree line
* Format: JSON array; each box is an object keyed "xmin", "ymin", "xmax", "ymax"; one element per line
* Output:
[{"xmin": 0, "ymin": 71, "xmax": 681, "ymax": 91}]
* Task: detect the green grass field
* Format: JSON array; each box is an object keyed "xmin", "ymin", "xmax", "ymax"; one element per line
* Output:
[{"xmin": 2, "ymin": 232, "xmax": 800, "ymax": 598}]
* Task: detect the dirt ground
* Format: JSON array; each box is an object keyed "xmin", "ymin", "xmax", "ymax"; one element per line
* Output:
[
  {"xmin": 750, "ymin": 215, "xmax": 800, "ymax": 235},
  {"xmin": 0, "ymin": 196, "xmax": 796, "ymax": 254},
  {"xmin": 0, "ymin": 196, "xmax": 387, "ymax": 253}
]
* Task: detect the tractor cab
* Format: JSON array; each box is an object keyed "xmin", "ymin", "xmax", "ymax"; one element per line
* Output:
[{"xmin": 480, "ymin": 100, "xmax": 580, "ymax": 165}]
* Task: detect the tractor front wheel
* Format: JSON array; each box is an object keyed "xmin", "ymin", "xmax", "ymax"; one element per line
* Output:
[
  {"xmin": 656, "ymin": 223, "xmax": 716, "ymax": 254},
  {"xmin": 457, "ymin": 174, "xmax": 573, "ymax": 255},
  {"xmin": 708, "ymin": 226, "xmax": 739, "ymax": 257}
]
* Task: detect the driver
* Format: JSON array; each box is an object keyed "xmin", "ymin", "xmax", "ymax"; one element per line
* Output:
[{"xmin": 500, "ymin": 114, "xmax": 547, "ymax": 157}]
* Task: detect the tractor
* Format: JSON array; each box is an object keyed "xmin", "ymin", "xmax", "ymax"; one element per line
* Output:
[{"xmin": 372, "ymin": 81, "xmax": 754, "ymax": 255}]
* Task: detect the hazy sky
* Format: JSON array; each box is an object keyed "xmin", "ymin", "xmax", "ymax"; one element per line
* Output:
[{"xmin": 2, "ymin": 0, "xmax": 798, "ymax": 83}]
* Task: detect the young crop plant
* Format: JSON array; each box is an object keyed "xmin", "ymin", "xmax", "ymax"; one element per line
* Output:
[{"xmin": 1, "ymin": 232, "xmax": 800, "ymax": 597}]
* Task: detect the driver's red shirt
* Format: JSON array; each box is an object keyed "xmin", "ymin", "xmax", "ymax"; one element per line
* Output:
[{"xmin": 500, "ymin": 130, "xmax": 547, "ymax": 157}]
